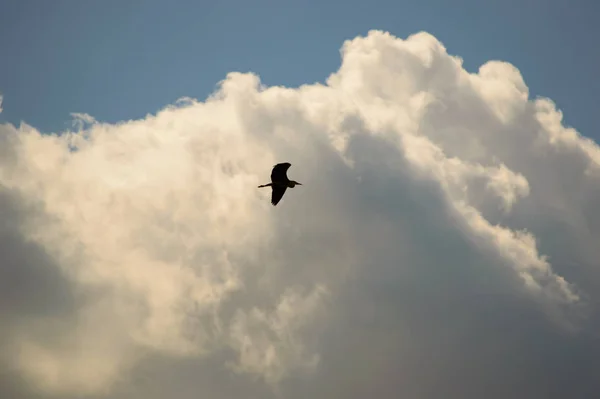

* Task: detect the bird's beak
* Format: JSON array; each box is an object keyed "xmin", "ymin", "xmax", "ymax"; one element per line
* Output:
[{"xmin": 298, "ymin": 182, "xmax": 303, "ymax": 185}]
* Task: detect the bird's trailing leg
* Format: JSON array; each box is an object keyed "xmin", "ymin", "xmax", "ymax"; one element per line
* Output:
[{"xmin": 258, "ymin": 183, "xmax": 273, "ymax": 188}]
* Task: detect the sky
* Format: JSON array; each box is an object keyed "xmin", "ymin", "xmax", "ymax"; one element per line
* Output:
[
  {"xmin": 2, "ymin": 1, "xmax": 600, "ymax": 399},
  {"xmin": 1, "ymin": 0, "xmax": 599, "ymax": 138}
]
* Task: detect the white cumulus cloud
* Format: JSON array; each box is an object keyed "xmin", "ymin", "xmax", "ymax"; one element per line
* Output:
[{"xmin": 0, "ymin": 30, "xmax": 598, "ymax": 399}]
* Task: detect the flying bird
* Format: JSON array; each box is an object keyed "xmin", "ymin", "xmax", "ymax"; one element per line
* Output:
[{"xmin": 258, "ymin": 162, "xmax": 302, "ymax": 206}]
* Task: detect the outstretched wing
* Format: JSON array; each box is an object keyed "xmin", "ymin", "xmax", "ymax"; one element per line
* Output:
[
  {"xmin": 271, "ymin": 162, "xmax": 291, "ymax": 183},
  {"xmin": 271, "ymin": 186, "xmax": 287, "ymax": 206}
]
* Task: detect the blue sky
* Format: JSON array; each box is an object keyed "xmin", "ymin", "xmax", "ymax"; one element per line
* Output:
[{"xmin": 1, "ymin": 0, "xmax": 598, "ymax": 139}]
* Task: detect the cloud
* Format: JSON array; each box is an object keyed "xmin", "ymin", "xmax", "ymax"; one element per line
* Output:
[
  {"xmin": 69, "ymin": 112, "xmax": 97, "ymax": 131},
  {"xmin": 0, "ymin": 30, "xmax": 599, "ymax": 398}
]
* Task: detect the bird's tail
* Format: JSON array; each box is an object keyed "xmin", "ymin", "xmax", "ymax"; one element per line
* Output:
[{"xmin": 258, "ymin": 183, "xmax": 272, "ymax": 188}]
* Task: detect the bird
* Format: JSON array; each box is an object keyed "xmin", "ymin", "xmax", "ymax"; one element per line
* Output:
[{"xmin": 258, "ymin": 162, "xmax": 302, "ymax": 206}]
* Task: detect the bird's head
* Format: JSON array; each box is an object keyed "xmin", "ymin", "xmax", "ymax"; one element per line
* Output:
[{"xmin": 289, "ymin": 181, "xmax": 302, "ymax": 188}]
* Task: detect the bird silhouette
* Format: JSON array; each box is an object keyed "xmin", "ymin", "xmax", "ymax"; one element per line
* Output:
[{"xmin": 258, "ymin": 162, "xmax": 302, "ymax": 206}]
